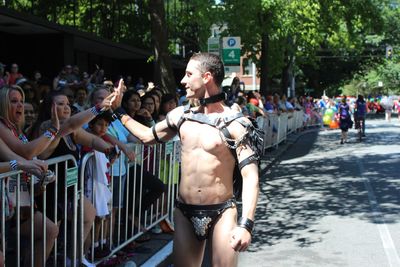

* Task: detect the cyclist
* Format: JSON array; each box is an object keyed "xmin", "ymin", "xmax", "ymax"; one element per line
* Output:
[{"xmin": 354, "ymin": 95, "xmax": 367, "ymax": 137}]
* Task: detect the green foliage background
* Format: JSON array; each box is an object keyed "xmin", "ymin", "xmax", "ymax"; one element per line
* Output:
[{"xmin": 3, "ymin": 0, "xmax": 400, "ymax": 96}]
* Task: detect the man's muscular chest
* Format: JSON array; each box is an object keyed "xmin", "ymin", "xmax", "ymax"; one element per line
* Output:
[{"xmin": 179, "ymin": 121, "xmax": 227, "ymax": 155}]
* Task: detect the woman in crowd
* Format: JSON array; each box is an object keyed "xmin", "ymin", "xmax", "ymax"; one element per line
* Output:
[
  {"xmin": 121, "ymin": 90, "xmax": 167, "ymax": 238},
  {"xmin": 0, "ymin": 82, "xmax": 120, "ymax": 266},
  {"xmin": 135, "ymin": 92, "xmax": 157, "ymax": 127},
  {"xmin": 23, "ymin": 101, "xmax": 37, "ymax": 137},
  {"xmin": 35, "ymin": 86, "xmax": 122, "ymax": 265},
  {"xmin": 158, "ymin": 93, "xmax": 177, "ymax": 121},
  {"xmin": 121, "ymin": 90, "xmax": 142, "ymax": 120},
  {"xmin": 149, "ymin": 91, "xmax": 161, "ymax": 120},
  {"xmin": 0, "ymin": 137, "xmax": 50, "ymax": 267},
  {"xmin": 0, "ymin": 85, "xmax": 59, "ymax": 267}
]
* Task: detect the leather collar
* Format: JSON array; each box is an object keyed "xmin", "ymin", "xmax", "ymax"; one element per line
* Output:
[{"xmin": 198, "ymin": 92, "xmax": 226, "ymax": 106}]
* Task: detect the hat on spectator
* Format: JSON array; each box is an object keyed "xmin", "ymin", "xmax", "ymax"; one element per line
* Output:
[
  {"xmin": 0, "ymin": 62, "xmax": 5, "ymax": 68},
  {"xmin": 15, "ymin": 77, "xmax": 28, "ymax": 85},
  {"xmin": 249, "ymin": 98, "xmax": 259, "ymax": 106}
]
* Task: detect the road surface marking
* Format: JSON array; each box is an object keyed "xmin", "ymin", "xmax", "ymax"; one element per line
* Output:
[{"xmin": 357, "ymin": 158, "xmax": 400, "ymax": 267}]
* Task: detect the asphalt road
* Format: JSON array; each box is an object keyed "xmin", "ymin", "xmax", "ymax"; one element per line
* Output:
[{"xmin": 239, "ymin": 118, "xmax": 400, "ymax": 267}]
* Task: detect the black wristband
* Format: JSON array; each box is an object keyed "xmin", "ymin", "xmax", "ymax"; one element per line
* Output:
[
  {"xmin": 237, "ymin": 217, "xmax": 254, "ymax": 234},
  {"xmin": 152, "ymin": 125, "xmax": 163, "ymax": 143},
  {"xmin": 112, "ymin": 107, "xmax": 127, "ymax": 121}
]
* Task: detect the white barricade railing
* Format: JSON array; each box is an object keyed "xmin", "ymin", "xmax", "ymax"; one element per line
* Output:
[
  {"xmin": 258, "ymin": 110, "xmax": 309, "ymax": 154},
  {"xmin": 0, "ymin": 139, "xmax": 181, "ymax": 267},
  {"xmin": 0, "ymin": 155, "xmax": 78, "ymax": 267},
  {"xmin": 277, "ymin": 113, "xmax": 288, "ymax": 144},
  {"xmin": 79, "ymin": 140, "xmax": 180, "ymax": 265}
]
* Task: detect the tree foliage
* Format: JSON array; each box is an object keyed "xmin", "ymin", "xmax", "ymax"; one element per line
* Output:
[
  {"xmin": 3, "ymin": 0, "xmax": 400, "ymax": 97},
  {"xmin": 215, "ymin": 0, "xmax": 385, "ymax": 96}
]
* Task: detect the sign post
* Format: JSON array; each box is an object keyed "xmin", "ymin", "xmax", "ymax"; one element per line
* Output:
[
  {"xmin": 208, "ymin": 37, "xmax": 220, "ymax": 56},
  {"xmin": 222, "ymin": 37, "xmax": 241, "ymax": 75}
]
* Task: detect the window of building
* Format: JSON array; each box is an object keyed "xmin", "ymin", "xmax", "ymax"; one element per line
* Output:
[{"xmin": 242, "ymin": 57, "xmax": 252, "ymax": 76}]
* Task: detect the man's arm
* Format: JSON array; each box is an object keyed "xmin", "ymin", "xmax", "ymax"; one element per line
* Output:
[
  {"xmin": 228, "ymin": 120, "xmax": 260, "ymax": 252},
  {"xmin": 117, "ymin": 106, "xmax": 182, "ymax": 145}
]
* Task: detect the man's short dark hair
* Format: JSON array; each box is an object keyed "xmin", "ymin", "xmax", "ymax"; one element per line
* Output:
[{"xmin": 190, "ymin": 53, "xmax": 225, "ymax": 87}]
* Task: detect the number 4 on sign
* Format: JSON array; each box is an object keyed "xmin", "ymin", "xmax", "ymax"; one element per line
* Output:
[{"xmin": 229, "ymin": 50, "xmax": 235, "ymax": 58}]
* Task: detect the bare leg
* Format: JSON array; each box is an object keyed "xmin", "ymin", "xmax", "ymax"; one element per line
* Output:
[
  {"xmin": 94, "ymin": 217, "xmax": 102, "ymax": 246},
  {"xmin": 173, "ymin": 208, "xmax": 206, "ymax": 267},
  {"xmin": 211, "ymin": 207, "xmax": 238, "ymax": 267},
  {"xmin": 20, "ymin": 211, "xmax": 59, "ymax": 267},
  {"xmin": 83, "ymin": 197, "xmax": 96, "ymax": 254}
]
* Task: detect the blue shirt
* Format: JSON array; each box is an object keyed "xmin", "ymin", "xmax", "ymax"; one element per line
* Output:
[{"xmin": 107, "ymin": 120, "xmax": 129, "ymax": 176}]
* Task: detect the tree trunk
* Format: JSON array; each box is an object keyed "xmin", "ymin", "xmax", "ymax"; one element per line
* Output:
[
  {"xmin": 260, "ymin": 32, "xmax": 270, "ymax": 97},
  {"xmin": 149, "ymin": 0, "xmax": 177, "ymax": 95},
  {"xmin": 280, "ymin": 52, "xmax": 290, "ymax": 96}
]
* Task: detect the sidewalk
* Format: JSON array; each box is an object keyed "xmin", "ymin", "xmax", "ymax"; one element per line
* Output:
[{"xmin": 120, "ymin": 127, "xmax": 321, "ymax": 267}]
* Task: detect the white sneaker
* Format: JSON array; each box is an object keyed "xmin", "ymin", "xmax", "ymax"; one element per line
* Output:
[
  {"xmin": 81, "ymin": 257, "xmax": 96, "ymax": 267},
  {"xmin": 151, "ymin": 224, "xmax": 162, "ymax": 234}
]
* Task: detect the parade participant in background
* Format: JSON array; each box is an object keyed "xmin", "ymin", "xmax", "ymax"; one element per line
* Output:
[
  {"xmin": 338, "ymin": 97, "xmax": 352, "ymax": 144},
  {"xmin": 395, "ymin": 97, "xmax": 400, "ymax": 121},
  {"xmin": 354, "ymin": 95, "xmax": 367, "ymax": 136},
  {"xmin": 112, "ymin": 53, "xmax": 259, "ymax": 267}
]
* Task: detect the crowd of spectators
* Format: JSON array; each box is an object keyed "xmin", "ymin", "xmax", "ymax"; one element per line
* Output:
[{"xmin": 0, "ymin": 63, "xmax": 178, "ymax": 266}]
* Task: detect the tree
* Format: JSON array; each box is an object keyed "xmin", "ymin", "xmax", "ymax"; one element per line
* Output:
[
  {"xmin": 149, "ymin": 0, "xmax": 177, "ymax": 94},
  {"xmin": 216, "ymin": 0, "xmax": 385, "ymax": 97}
]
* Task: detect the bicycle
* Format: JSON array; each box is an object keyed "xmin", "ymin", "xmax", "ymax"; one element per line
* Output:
[{"xmin": 354, "ymin": 116, "xmax": 364, "ymax": 142}]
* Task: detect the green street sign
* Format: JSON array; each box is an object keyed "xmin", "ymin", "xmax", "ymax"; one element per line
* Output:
[{"xmin": 222, "ymin": 48, "xmax": 240, "ymax": 65}]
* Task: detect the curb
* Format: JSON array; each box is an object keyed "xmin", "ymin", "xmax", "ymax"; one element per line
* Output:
[{"xmin": 142, "ymin": 241, "xmax": 173, "ymax": 267}]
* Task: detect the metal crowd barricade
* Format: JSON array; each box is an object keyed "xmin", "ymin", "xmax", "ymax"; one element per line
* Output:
[
  {"xmin": 259, "ymin": 110, "xmax": 308, "ymax": 154},
  {"xmin": 277, "ymin": 113, "xmax": 288, "ymax": 144},
  {"xmin": 0, "ymin": 155, "xmax": 78, "ymax": 267},
  {"xmin": 79, "ymin": 140, "xmax": 180, "ymax": 265}
]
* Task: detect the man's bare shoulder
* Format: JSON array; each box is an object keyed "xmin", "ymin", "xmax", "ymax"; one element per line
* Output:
[
  {"xmin": 166, "ymin": 105, "xmax": 186, "ymax": 127},
  {"xmin": 225, "ymin": 111, "xmax": 252, "ymax": 139}
]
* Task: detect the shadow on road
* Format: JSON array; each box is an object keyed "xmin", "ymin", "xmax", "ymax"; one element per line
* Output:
[{"xmin": 251, "ymin": 127, "xmax": 400, "ymax": 252}]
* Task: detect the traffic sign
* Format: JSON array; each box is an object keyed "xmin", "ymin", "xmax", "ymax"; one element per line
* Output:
[
  {"xmin": 222, "ymin": 49, "xmax": 241, "ymax": 65},
  {"xmin": 222, "ymin": 37, "xmax": 241, "ymax": 66},
  {"xmin": 208, "ymin": 37, "xmax": 220, "ymax": 55},
  {"xmin": 222, "ymin": 37, "xmax": 240, "ymax": 49}
]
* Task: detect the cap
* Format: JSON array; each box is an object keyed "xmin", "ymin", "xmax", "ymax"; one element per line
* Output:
[
  {"xmin": 0, "ymin": 62, "xmax": 6, "ymax": 68},
  {"xmin": 15, "ymin": 77, "xmax": 28, "ymax": 85}
]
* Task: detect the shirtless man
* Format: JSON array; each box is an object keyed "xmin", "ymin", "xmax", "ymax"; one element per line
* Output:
[{"xmin": 113, "ymin": 53, "xmax": 259, "ymax": 266}]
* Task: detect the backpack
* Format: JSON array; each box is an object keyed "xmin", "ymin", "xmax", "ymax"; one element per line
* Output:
[
  {"xmin": 356, "ymin": 101, "xmax": 366, "ymax": 117},
  {"xmin": 340, "ymin": 103, "xmax": 349, "ymax": 119},
  {"xmin": 176, "ymin": 105, "xmax": 264, "ymax": 200}
]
